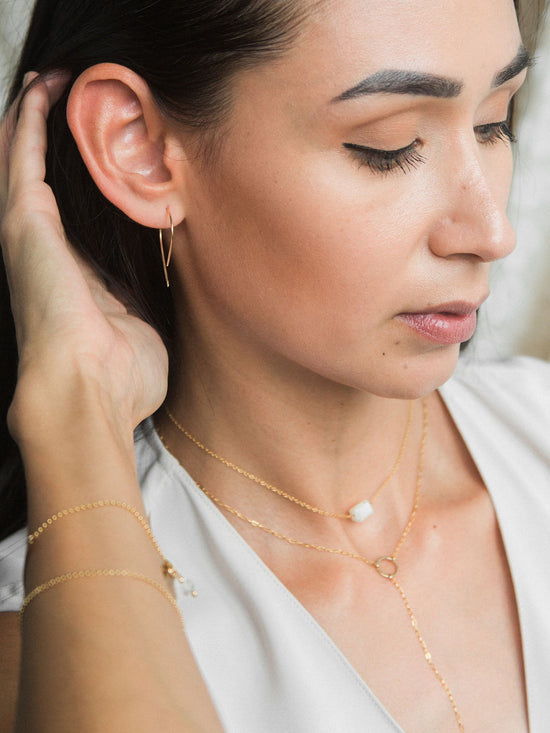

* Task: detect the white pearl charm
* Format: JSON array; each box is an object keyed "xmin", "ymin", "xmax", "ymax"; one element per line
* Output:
[{"xmin": 349, "ymin": 500, "xmax": 374, "ymax": 522}]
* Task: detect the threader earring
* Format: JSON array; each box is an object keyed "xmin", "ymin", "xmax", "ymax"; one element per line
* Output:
[{"xmin": 159, "ymin": 210, "xmax": 174, "ymax": 288}]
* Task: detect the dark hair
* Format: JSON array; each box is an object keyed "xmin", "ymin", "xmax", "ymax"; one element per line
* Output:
[
  {"xmin": 0, "ymin": 0, "xmax": 547, "ymax": 541},
  {"xmin": 0, "ymin": 0, "xmax": 309, "ymax": 541}
]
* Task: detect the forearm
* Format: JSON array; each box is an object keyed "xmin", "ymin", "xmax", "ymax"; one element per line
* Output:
[
  {"xmin": 1, "ymin": 74, "xmax": 221, "ymax": 732},
  {"xmin": 13, "ymin": 383, "xmax": 222, "ymax": 733}
]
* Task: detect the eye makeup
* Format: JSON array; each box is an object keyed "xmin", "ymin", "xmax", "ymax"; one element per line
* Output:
[
  {"xmin": 343, "ymin": 119, "xmax": 516, "ymax": 176},
  {"xmin": 342, "ymin": 140, "xmax": 425, "ymax": 175},
  {"xmin": 475, "ymin": 120, "xmax": 516, "ymax": 145}
]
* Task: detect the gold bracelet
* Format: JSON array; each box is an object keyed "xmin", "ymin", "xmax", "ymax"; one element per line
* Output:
[
  {"xmin": 29, "ymin": 500, "xmax": 160, "ymax": 552},
  {"xmin": 27, "ymin": 500, "xmax": 195, "ymax": 593},
  {"xmin": 19, "ymin": 569, "xmax": 185, "ymax": 628}
]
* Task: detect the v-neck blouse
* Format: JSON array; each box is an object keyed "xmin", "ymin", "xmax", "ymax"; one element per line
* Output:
[{"xmin": 2, "ymin": 356, "xmax": 550, "ymax": 731}]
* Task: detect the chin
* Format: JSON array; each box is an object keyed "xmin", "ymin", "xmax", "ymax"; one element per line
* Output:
[
  {"xmin": 323, "ymin": 342, "xmax": 462, "ymax": 401},
  {"xmin": 380, "ymin": 345, "xmax": 462, "ymax": 400}
]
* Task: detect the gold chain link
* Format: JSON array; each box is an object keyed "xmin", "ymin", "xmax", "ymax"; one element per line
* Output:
[
  {"xmin": 164, "ymin": 400, "xmax": 413, "ymax": 520},
  {"xmin": 166, "ymin": 399, "xmax": 464, "ymax": 731},
  {"xmin": 390, "ymin": 576, "xmax": 465, "ymax": 732},
  {"xmin": 195, "ymin": 399, "xmax": 425, "ymax": 575},
  {"xmin": 27, "ymin": 499, "xmax": 196, "ymax": 594},
  {"xmin": 19, "ymin": 568, "xmax": 184, "ymax": 627},
  {"xmin": 29, "ymin": 500, "xmax": 159, "ymax": 553}
]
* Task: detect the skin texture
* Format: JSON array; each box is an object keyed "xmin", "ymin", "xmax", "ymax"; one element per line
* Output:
[
  {"xmin": 0, "ymin": 613, "xmax": 20, "ymax": 732},
  {"xmin": 0, "ymin": 0, "xmax": 531, "ymax": 731},
  {"xmin": 169, "ymin": 0, "xmax": 520, "ymax": 399},
  {"xmin": 1, "ymin": 76, "xmax": 222, "ymax": 732}
]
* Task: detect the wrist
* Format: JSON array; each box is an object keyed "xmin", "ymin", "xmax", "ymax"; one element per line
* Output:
[
  {"xmin": 10, "ymin": 369, "xmax": 140, "ymax": 514},
  {"xmin": 9, "ymin": 363, "xmax": 136, "ymax": 453},
  {"xmin": 20, "ymin": 412, "xmax": 141, "ymax": 533}
]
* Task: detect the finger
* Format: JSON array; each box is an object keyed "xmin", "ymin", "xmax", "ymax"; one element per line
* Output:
[
  {"xmin": 2, "ymin": 72, "xmax": 69, "ymax": 209},
  {"xmin": 1, "ymin": 72, "xmax": 38, "ymax": 143},
  {"xmin": 6, "ymin": 77, "xmax": 62, "ymax": 204},
  {"xmin": 0, "ymin": 73, "xmax": 71, "ymax": 292},
  {"xmin": 0, "ymin": 73, "xmax": 38, "ymax": 205}
]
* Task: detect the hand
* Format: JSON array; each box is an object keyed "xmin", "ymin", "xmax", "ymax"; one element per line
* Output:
[{"xmin": 0, "ymin": 74, "xmax": 169, "ymax": 440}]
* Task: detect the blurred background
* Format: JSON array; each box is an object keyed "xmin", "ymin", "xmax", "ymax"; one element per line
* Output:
[{"xmin": 2, "ymin": 0, "xmax": 550, "ymax": 362}]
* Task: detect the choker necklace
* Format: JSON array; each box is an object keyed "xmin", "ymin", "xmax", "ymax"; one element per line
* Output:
[
  {"xmin": 158, "ymin": 400, "xmax": 464, "ymax": 731},
  {"xmin": 164, "ymin": 400, "xmax": 413, "ymax": 523}
]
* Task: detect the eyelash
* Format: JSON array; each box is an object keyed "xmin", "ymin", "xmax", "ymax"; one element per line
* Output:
[
  {"xmin": 343, "ymin": 121, "xmax": 517, "ymax": 176},
  {"xmin": 475, "ymin": 120, "xmax": 516, "ymax": 146},
  {"xmin": 343, "ymin": 140, "xmax": 425, "ymax": 175}
]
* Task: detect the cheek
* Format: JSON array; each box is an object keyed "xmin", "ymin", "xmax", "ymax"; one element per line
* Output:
[
  {"xmin": 184, "ymin": 154, "xmax": 424, "ymax": 330},
  {"xmin": 180, "ymin": 150, "xmax": 455, "ymax": 396}
]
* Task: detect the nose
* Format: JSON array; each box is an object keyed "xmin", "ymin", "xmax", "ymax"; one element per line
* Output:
[{"xmin": 428, "ymin": 155, "xmax": 516, "ymax": 263}]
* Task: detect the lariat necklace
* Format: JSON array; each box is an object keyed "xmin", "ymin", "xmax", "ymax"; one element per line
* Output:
[
  {"xmin": 164, "ymin": 400, "xmax": 413, "ymax": 523},
  {"xmin": 159, "ymin": 399, "xmax": 465, "ymax": 731}
]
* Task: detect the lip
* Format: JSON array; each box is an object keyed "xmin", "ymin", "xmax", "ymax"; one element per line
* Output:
[{"xmin": 396, "ymin": 298, "xmax": 487, "ymax": 345}]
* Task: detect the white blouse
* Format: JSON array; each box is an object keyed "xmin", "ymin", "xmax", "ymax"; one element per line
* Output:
[{"xmin": 2, "ymin": 356, "xmax": 550, "ymax": 732}]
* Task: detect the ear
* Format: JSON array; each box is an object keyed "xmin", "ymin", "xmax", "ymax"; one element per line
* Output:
[{"xmin": 66, "ymin": 63, "xmax": 186, "ymax": 228}]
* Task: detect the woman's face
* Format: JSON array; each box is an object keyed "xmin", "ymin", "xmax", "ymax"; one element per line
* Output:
[{"xmin": 177, "ymin": 0, "xmax": 526, "ymax": 398}]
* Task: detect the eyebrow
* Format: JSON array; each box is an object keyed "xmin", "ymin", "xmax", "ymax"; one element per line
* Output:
[
  {"xmin": 332, "ymin": 44, "xmax": 532, "ymax": 103},
  {"xmin": 493, "ymin": 44, "xmax": 532, "ymax": 86}
]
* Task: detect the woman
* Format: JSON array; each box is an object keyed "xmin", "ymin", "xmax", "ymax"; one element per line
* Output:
[{"xmin": 0, "ymin": 0, "xmax": 548, "ymax": 731}]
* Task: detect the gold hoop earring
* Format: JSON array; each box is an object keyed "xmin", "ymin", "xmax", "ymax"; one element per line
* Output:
[{"xmin": 159, "ymin": 211, "xmax": 174, "ymax": 288}]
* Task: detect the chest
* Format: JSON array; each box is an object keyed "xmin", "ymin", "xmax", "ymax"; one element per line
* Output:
[{"xmin": 266, "ymin": 498, "xmax": 528, "ymax": 733}]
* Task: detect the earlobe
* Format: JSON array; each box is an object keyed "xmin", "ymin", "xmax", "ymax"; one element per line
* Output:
[{"xmin": 66, "ymin": 63, "xmax": 185, "ymax": 228}]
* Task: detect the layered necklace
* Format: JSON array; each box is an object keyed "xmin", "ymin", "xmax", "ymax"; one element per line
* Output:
[
  {"xmin": 164, "ymin": 400, "xmax": 413, "ymax": 523},
  {"xmin": 160, "ymin": 400, "xmax": 465, "ymax": 731}
]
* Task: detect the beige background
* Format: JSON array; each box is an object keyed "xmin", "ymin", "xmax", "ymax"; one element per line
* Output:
[{"xmin": 1, "ymin": 1, "xmax": 550, "ymax": 361}]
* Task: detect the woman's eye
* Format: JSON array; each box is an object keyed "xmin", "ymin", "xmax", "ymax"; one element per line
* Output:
[
  {"xmin": 343, "ymin": 121, "xmax": 515, "ymax": 175},
  {"xmin": 475, "ymin": 121, "xmax": 517, "ymax": 145},
  {"xmin": 343, "ymin": 140, "xmax": 425, "ymax": 175}
]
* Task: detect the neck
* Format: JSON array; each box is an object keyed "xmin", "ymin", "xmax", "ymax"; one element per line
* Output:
[{"xmin": 157, "ymin": 321, "xmax": 424, "ymax": 521}]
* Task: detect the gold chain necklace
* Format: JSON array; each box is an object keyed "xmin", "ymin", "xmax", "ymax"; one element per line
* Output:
[
  {"xmin": 164, "ymin": 400, "xmax": 413, "ymax": 523},
  {"xmin": 158, "ymin": 399, "xmax": 464, "ymax": 730}
]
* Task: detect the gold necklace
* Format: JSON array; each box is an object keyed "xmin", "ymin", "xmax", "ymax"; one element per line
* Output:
[
  {"xmin": 164, "ymin": 400, "xmax": 413, "ymax": 523},
  {"xmin": 161, "ymin": 400, "xmax": 464, "ymax": 732}
]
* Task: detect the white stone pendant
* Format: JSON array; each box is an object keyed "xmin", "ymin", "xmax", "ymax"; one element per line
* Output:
[{"xmin": 349, "ymin": 500, "xmax": 374, "ymax": 522}]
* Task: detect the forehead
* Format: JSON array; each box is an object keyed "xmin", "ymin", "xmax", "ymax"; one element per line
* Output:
[{"xmin": 247, "ymin": 0, "xmax": 521, "ymax": 104}]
